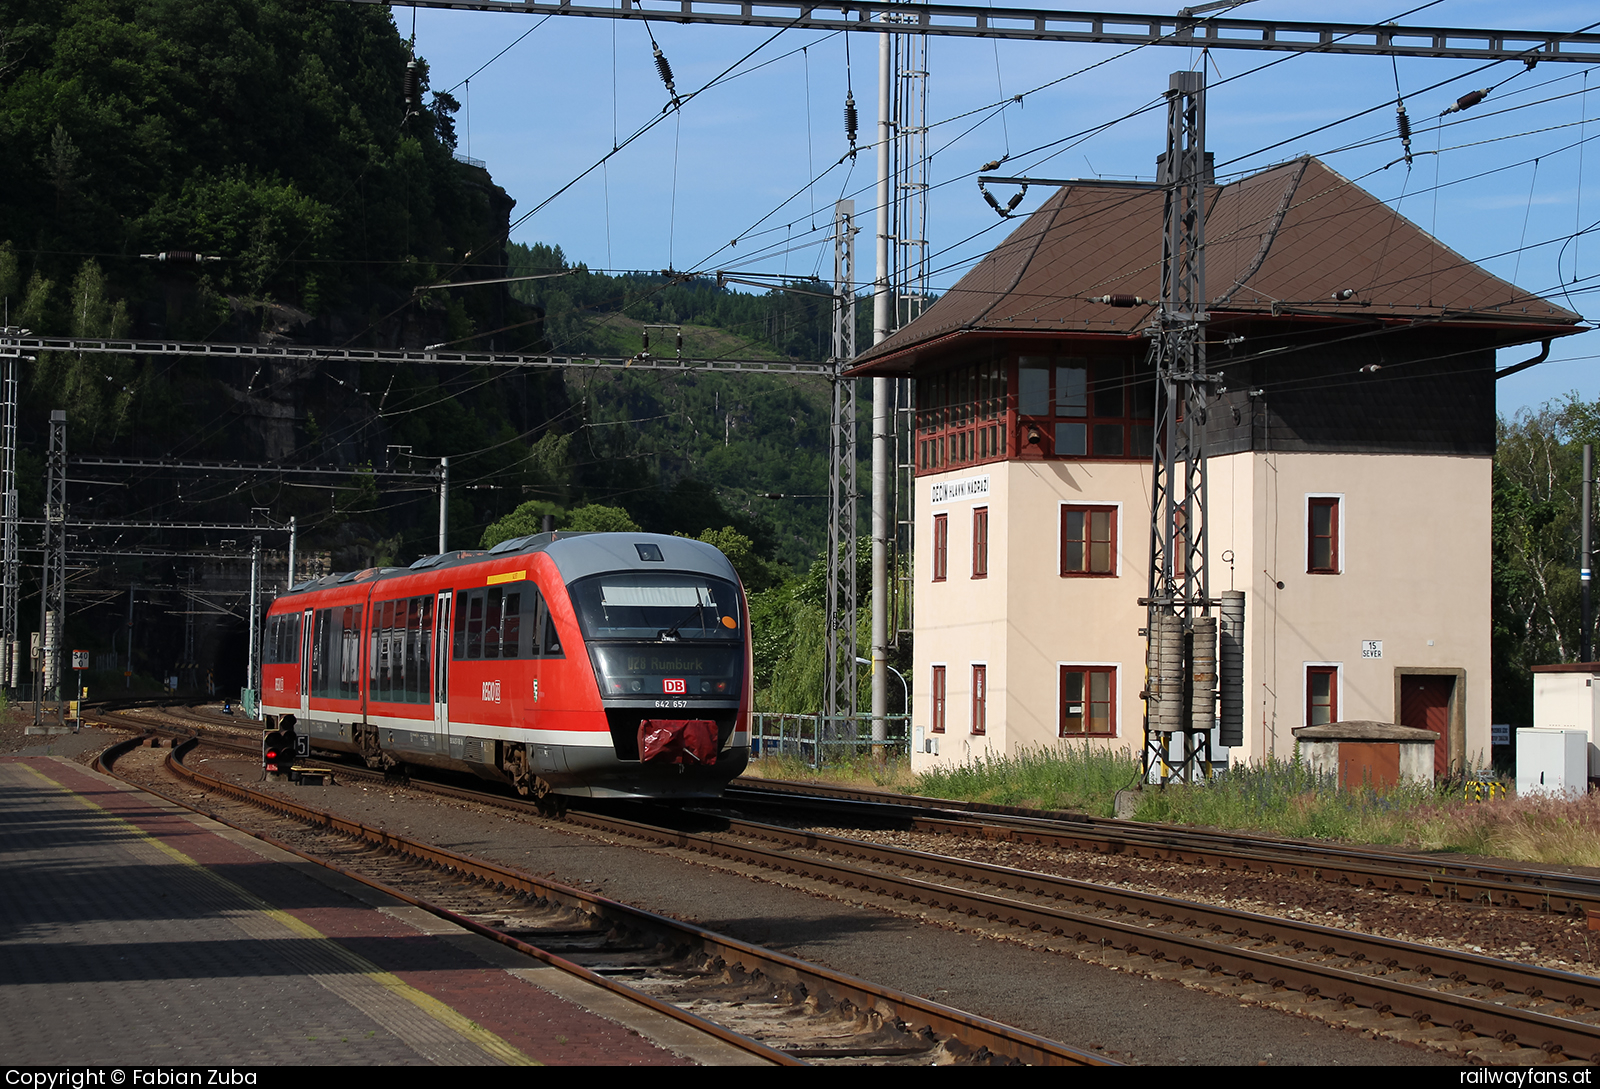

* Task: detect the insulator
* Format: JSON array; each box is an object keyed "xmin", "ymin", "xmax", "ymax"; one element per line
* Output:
[
  {"xmin": 1190, "ymin": 617, "xmax": 1218, "ymax": 731},
  {"xmin": 1004, "ymin": 189, "xmax": 1026, "ymax": 213},
  {"xmin": 844, "ymin": 94, "xmax": 858, "ymax": 146},
  {"xmin": 1332, "ymin": 288, "xmax": 1355, "ymax": 301},
  {"xmin": 1395, "ymin": 102, "xmax": 1413, "ymax": 165},
  {"xmin": 1096, "ymin": 294, "xmax": 1147, "ymax": 307},
  {"xmin": 1146, "ymin": 614, "xmax": 1186, "ymax": 734},
  {"xmin": 653, "ymin": 45, "xmax": 676, "ymax": 95},
  {"xmin": 1442, "ymin": 87, "xmax": 1490, "ymax": 116},
  {"xmin": 404, "ymin": 60, "xmax": 419, "ymax": 107},
  {"xmin": 981, "ymin": 188, "xmax": 1002, "ymax": 215}
]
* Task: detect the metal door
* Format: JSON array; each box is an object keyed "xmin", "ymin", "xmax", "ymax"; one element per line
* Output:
[
  {"xmin": 299, "ymin": 608, "xmax": 313, "ymax": 721},
  {"xmin": 433, "ymin": 591, "xmax": 452, "ymax": 739},
  {"xmin": 1401, "ymin": 674, "xmax": 1454, "ymax": 777}
]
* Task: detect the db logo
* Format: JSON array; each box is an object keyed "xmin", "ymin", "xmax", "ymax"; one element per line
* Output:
[
  {"xmin": 663, "ymin": 678, "xmax": 687, "ymax": 694},
  {"xmin": 481, "ymin": 679, "xmax": 502, "ymax": 703}
]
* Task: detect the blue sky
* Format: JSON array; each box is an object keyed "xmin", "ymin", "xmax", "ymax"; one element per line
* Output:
[{"xmin": 403, "ymin": 0, "xmax": 1598, "ymax": 418}]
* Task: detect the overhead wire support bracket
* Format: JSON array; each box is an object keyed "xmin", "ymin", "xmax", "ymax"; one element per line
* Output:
[
  {"xmin": 0, "ymin": 336, "xmax": 833, "ymax": 376},
  {"xmin": 358, "ymin": 2, "xmax": 1600, "ymax": 63}
]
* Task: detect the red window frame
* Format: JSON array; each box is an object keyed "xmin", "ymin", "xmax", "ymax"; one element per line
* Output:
[
  {"xmin": 932, "ymin": 514, "xmax": 948, "ymax": 582},
  {"xmin": 931, "ymin": 665, "xmax": 947, "ymax": 733},
  {"xmin": 1308, "ymin": 497, "xmax": 1340, "ymax": 574},
  {"xmin": 972, "ymin": 507, "xmax": 989, "ymax": 579},
  {"xmin": 971, "ymin": 664, "xmax": 987, "ymax": 735},
  {"xmin": 1059, "ymin": 666, "xmax": 1116, "ymax": 737},
  {"xmin": 1061, "ymin": 505, "xmax": 1117, "ymax": 576},
  {"xmin": 1307, "ymin": 666, "xmax": 1338, "ymax": 726}
]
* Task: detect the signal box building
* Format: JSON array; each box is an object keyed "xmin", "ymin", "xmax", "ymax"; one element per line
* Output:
[{"xmin": 847, "ymin": 156, "xmax": 1584, "ymax": 774}]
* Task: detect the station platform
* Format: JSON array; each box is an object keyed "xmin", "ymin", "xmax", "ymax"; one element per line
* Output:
[{"xmin": 0, "ymin": 755, "xmax": 753, "ymax": 1067}]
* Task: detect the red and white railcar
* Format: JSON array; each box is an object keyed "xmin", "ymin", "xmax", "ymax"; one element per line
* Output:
[{"xmin": 259, "ymin": 531, "xmax": 751, "ymax": 799}]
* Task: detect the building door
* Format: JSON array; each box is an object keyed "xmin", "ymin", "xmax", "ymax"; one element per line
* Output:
[{"xmin": 1400, "ymin": 674, "xmax": 1454, "ymax": 777}]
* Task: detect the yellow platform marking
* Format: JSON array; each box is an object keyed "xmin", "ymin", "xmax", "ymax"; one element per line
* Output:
[{"xmin": 16, "ymin": 763, "xmax": 539, "ymax": 1067}]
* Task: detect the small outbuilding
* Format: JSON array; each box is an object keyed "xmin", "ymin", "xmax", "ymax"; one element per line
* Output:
[{"xmin": 1291, "ymin": 720, "xmax": 1438, "ymax": 791}]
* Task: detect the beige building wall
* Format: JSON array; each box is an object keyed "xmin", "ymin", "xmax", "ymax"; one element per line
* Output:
[
  {"xmin": 1230, "ymin": 450, "xmax": 1491, "ymax": 770},
  {"xmin": 911, "ymin": 451, "xmax": 1492, "ymax": 773}
]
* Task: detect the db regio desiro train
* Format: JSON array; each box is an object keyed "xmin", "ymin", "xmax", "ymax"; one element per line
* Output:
[{"xmin": 258, "ymin": 531, "xmax": 751, "ymax": 802}]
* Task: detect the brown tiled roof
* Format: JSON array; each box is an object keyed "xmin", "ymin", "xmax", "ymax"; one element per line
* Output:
[{"xmin": 848, "ymin": 156, "xmax": 1584, "ymax": 374}]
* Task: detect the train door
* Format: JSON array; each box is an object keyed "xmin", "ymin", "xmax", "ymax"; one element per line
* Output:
[
  {"xmin": 299, "ymin": 608, "xmax": 313, "ymax": 720},
  {"xmin": 433, "ymin": 591, "xmax": 452, "ymax": 739}
]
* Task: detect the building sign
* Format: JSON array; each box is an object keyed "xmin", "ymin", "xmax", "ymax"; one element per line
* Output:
[
  {"xmin": 1361, "ymin": 640, "xmax": 1383, "ymax": 659},
  {"xmin": 929, "ymin": 475, "xmax": 990, "ymax": 505},
  {"xmin": 1491, "ymin": 723, "xmax": 1510, "ymax": 745}
]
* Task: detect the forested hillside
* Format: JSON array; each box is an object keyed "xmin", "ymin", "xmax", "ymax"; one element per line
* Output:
[{"xmin": 0, "ymin": 0, "xmax": 897, "ymax": 701}]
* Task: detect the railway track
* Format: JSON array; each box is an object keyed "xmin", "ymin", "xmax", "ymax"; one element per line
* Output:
[
  {"xmin": 726, "ymin": 778, "xmax": 1600, "ymax": 917},
  {"xmin": 93, "ymin": 730, "xmax": 1112, "ymax": 1067},
  {"xmin": 565, "ymin": 803, "xmax": 1600, "ymax": 1062},
  {"xmin": 83, "ymin": 706, "xmax": 1600, "ymax": 1061}
]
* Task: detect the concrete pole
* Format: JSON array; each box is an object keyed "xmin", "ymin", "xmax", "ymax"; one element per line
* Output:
[
  {"xmin": 247, "ymin": 535, "xmax": 261, "ymax": 715},
  {"xmin": 870, "ymin": 25, "xmax": 893, "ymax": 758},
  {"xmin": 1584, "ymin": 444, "xmax": 1593, "ymax": 662},
  {"xmin": 438, "ymin": 456, "xmax": 449, "ymax": 554}
]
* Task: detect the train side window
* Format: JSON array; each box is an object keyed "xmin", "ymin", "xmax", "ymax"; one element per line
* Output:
[
  {"xmin": 409, "ymin": 596, "xmax": 431, "ymax": 703},
  {"xmin": 453, "ymin": 591, "xmax": 469, "ymax": 659},
  {"xmin": 503, "ymin": 592, "xmax": 523, "ymax": 659},
  {"xmin": 484, "ymin": 588, "xmax": 504, "ymax": 659},
  {"xmin": 466, "ymin": 590, "xmax": 485, "ymax": 659},
  {"xmin": 536, "ymin": 591, "xmax": 563, "ymax": 658},
  {"xmin": 339, "ymin": 605, "xmax": 362, "ymax": 700},
  {"xmin": 311, "ymin": 609, "xmax": 331, "ymax": 698}
]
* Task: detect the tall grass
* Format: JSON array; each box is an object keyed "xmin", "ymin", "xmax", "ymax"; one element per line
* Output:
[
  {"xmin": 915, "ymin": 743, "xmax": 1143, "ymax": 814},
  {"xmin": 900, "ymin": 743, "xmax": 1600, "ymax": 863}
]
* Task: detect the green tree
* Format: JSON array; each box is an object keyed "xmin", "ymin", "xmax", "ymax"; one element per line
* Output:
[{"xmin": 565, "ymin": 504, "xmax": 640, "ymax": 533}]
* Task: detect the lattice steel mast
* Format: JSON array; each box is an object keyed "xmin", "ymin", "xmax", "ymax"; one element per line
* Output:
[
  {"xmin": 1142, "ymin": 71, "xmax": 1218, "ymax": 786},
  {"xmin": 0, "ymin": 331, "xmax": 20, "ymax": 690},
  {"xmin": 824, "ymin": 200, "xmax": 860, "ymax": 742}
]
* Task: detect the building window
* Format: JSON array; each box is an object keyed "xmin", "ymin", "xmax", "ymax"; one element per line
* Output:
[
  {"xmin": 1308, "ymin": 496, "xmax": 1340, "ymax": 573},
  {"xmin": 1060, "ymin": 666, "xmax": 1115, "ymax": 736},
  {"xmin": 1061, "ymin": 505, "xmax": 1117, "ymax": 576},
  {"xmin": 932, "ymin": 514, "xmax": 948, "ymax": 582},
  {"xmin": 971, "ymin": 664, "xmax": 987, "ymax": 735},
  {"xmin": 972, "ymin": 507, "xmax": 988, "ymax": 578},
  {"xmin": 931, "ymin": 665, "xmax": 947, "ymax": 733},
  {"xmin": 915, "ymin": 360, "xmax": 1008, "ymax": 473},
  {"xmin": 1016, "ymin": 353, "xmax": 1155, "ymax": 461},
  {"xmin": 1307, "ymin": 665, "xmax": 1339, "ymax": 726}
]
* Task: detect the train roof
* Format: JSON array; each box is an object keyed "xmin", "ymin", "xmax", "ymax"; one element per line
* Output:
[{"xmin": 277, "ymin": 532, "xmax": 739, "ymax": 599}]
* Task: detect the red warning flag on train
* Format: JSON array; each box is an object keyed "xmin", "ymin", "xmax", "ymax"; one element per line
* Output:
[{"xmin": 638, "ymin": 719, "xmax": 718, "ymax": 766}]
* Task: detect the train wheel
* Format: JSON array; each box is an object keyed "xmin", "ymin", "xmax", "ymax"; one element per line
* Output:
[
  {"xmin": 534, "ymin": 778, "xmax": 567, "ymax": 818},
  {"xmin": 502, "ymin": 745, "xmax": 534, "ymax": 797},
  {"xmin": 355, "ymin": 723, "xmax": 396, "ymax": 771}
]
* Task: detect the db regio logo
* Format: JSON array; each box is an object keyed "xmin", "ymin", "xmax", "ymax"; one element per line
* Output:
[{"xmin": 481, "ymin": 679, "xmax": 502, "ymax": 703}]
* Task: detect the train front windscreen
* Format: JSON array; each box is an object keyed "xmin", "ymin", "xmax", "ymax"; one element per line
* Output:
[{"xmin": 569, "ymin": 572, "xmax": 744, "ymax": 700}]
